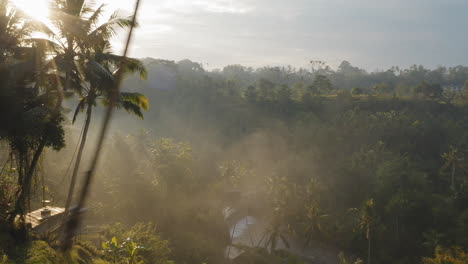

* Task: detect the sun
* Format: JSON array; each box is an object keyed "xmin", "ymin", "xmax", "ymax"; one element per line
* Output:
[{"xmin": 14, "ymin": 0, "xmax": 50, "ymax": 23}]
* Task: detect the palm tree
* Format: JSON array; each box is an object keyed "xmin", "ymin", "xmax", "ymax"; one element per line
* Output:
[
  {"xmin": 441, "ymin": 146, "xmax": 464, "ymax": 192},
  {"xmin": 359, "ymin": 199, "xmax": 375, "ymax": 264},
  {"xmin": 31, "ymin": 0, "xmax": 148, "ymax": 213},
  {"xmin": 65, "ymin": 49, "xmax": 147, "ymax": 208},
  {"xmin": 63, "ymin": 7, "xmax": 148, "ymax": 215},
  {"xmin": 303, "ymin": 201, "xmax": 328, "ymax": 247},
  {"xmin": 349, "ymin": 199, "xmax": 376, "ymax": 264}
]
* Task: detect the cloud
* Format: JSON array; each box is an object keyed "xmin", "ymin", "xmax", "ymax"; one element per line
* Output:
[
  {"xmin": 107, "ymin": 0, "xmax": 468, "ymax": 70},
  {"xmin": 194, "ymin": 0, "xmax": 253, "ymax": 14},
  {"xmin": 150, "ymin": 0, "xmax": 253, "ymax": 15}
]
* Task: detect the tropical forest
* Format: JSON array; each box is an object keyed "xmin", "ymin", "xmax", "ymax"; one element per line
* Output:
[{"xmin": 0, "ymin": 0, "xmax": 467, "ymax": 263}]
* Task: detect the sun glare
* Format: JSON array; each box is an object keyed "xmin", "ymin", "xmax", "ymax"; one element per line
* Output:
[{"xmin": 14, "ymin": 0, "xmax": 50, "ymax": 23}]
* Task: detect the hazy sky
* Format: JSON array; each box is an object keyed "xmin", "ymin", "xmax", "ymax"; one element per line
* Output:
[{"xmin": 20, "ymin": 0, "xmax": 468, "ymax": 70}]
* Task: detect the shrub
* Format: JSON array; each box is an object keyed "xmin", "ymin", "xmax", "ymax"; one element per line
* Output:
[{"xmin": 422, "ymin": 247, "xmax": 468, "ymax": 264}]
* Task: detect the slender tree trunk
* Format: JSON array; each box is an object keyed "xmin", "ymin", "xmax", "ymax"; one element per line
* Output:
[
  {"xmin": 226, "ymin": 221, "xmax": 238, "ymax": 260},
  {"xmin": 367, "ymin": 227, "xmax": 371, "ymax": 264},
  {"xmin": 64, "ymin": 104, "xmax": 93, "ymax": 214},
  {"xmin": 257, "ymin": 232, "xmax": 267, "ymax": 247},
  {"xmin": 396, "ymin": 216, "xmax": 400, "ymax": 246},
  {"xmin": 61, "ymin": 33, "xmax": 76, "ymax": 217},
  {"xmin": 65, "ymin": 36, "xmax": 73, "ymax": 91},
  {"xmin": 8, "ymin": 139, "xmax": 47, "ymax": 224},
  {"xmin": 246, "ymin": 216, "xmax": 254, "ymax": 246},
  {"xmin": 451, "ymin": 162, "xmax": 455, "ymax": 191}
]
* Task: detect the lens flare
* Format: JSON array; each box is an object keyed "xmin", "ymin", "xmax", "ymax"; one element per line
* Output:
[{"xmin": 14, "ymin": 0, "xmax": 50, "ymax": 23}]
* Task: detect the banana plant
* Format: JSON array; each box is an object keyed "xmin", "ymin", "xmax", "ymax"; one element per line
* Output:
[{"xmin": 102, "ymin": 236, "xmax": 144, "ymax": 264}]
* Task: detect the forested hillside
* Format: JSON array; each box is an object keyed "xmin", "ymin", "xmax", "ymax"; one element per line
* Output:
[
  {"xmin": 1, "ymin": 1, "xmax": 468, "ymax": 264},
  {"xmin": 47, "ymin": 58, "xmax": 468, "ymax": 264}
]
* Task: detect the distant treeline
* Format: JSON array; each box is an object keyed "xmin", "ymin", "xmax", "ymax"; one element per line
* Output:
[{"xmin": 126, "ymin": 58, "xmax": 468, "ymax": 97}]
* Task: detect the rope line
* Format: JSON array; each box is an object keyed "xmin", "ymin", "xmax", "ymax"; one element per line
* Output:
[{"xmin": 59, "ymin": 123, "xmax": 86, "ymax": 186}]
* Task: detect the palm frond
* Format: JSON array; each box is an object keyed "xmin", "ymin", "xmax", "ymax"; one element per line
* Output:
[
  {"xmin": 86, "ymin": 58, "xmax": 114, "ymax": 81},
  {"xmin": 30, "ymin": 20, "xmax": 57, "ymax": 39},
  {"xmin": 49, "ymin": 9, "xmax": 87, "ymax": 39},
  {"xmin": 81, "ymin": 0, "xmax": 97, "ymax": 16},
  {"xmin": 85, "ymin": 3, "xmax": 105, "ymax": 33},
  {"xmin": 72, "ymin": 97, "xmax": 87, "ymax": 123},
  {"xmin": 120, "ymin": 92, "xmax": 149, "ymax": 111},
  {"xmin": 30, "ymin": 38, "xmax": 64, "ymax": 54},
  {"xmin": 65, "ymin": 0, "xmax": 86, "ymax": 16},
  {"xmin": 122, "ymin": 57, "xmax": 147, "ymax": 79},
  {"xmin": 119, "ymin": 100, "xmax": 144, "ymax": 119},
  {"xmin": 98, "ymin": 53, "xmax": 147, "ymax": 79},
  {"xmin": 86, "ymin": 10, "xmax": 136, "ymax": 43}
]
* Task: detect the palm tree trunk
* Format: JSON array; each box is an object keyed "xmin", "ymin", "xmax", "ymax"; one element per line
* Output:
[
  {"xmin": 396, "ymin": 216, "xmax": 400, "ymax": 246},
  {"xmin": 246, "ymin": 216, "xmax": 254, "ymax": 246},
  {"xmin": 226, "ymin": 220, "xmax": 238, "ymax": 260},
  {"xmin": 451, "ymin": 162, "xmax": 455, "ymax": 191},
  {"xmin": 64, "ymin": 104, "xmax": 93, "ymax": 214},
  {"xmin": 367, "ymin": 227, "xmax": 371, "ymax": 264},
  {"xmin": 257, "ymin": 232, "xmax": 267, "ymax": 247},
  {"xmin": 65, "ymin": 35, "xmax": 73, "ymax": 91}
]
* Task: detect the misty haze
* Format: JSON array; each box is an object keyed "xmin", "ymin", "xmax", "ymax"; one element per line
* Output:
[{"xmin": 1, "ymin": 1, "xmax": 468, "ymax": 264}]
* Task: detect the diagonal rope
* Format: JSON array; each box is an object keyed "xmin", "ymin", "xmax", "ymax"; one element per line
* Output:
[
  {"xmin": 59, "ymin": 123, "xmax": 86, "ymax": 186},
  {"xmin": 61, "ymin": 0, "xmax": 142, "ymax": 251}
]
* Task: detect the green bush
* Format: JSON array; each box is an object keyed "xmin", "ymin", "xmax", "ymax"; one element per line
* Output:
[
  {"xmin": 102, "ymin": 223, "xmax": 173, "ymax": 264},
  {"xmin": 25, "ymin": 241, "xmax": 58, "ymax": 264}
]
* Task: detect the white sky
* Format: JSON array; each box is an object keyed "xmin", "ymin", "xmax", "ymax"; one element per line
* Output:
[{"xmin": 13, "ymin": 0, "xmax": 468, "ymax": 71}]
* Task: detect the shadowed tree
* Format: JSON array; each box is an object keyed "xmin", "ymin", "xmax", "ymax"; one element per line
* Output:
[
  {"xmin": 303, "ymin": 200, "xmax": 328, "ymax": 247},
  {"xmin": 310, "ymin": 75, "xmax": 332, "ymax": 95},
  {"xmin": 350, "ymin": 199, "xmax": 377, "ymax": 264},
  {"xmin": 441, "ymin": 146, "xmax": 465, "ymax": 192},
  {"xmin": 359, "ymin": 199, "xmax": 376, "ymax": 264},
  {"xmin": 0, "ymin": 0, "xmax": 65, "ymax": 225}
]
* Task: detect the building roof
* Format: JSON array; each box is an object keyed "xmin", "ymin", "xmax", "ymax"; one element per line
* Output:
[{"xmin": 24, "ymin": 206, "xmax": 65, "ymax": 229}]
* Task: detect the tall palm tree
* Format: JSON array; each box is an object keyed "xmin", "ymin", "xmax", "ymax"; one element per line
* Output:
[
  {"xmin": 53, "ymin": 1, "xmax": 148, "ymax": 213},
  {"xmin": 66, "ymin": 42, "xmax": 148, "ymax": 213},
  {"xmin": 359, "ymin": 199, "xmax": 375, "ymax": 264},
  {"xmin": 441, "ymin": 146, "xmax": 464, "ymax": 192},
  {"xmin": 30, "ymin": 0, "xmax": 148, "ymax": 213},
  {"xmin": 303, "ymin": 201, "xmax": 328, "ymax": 247},
  {"xmin": 348, "ymin": 199, "xmax": 376, "ymax": 264}
]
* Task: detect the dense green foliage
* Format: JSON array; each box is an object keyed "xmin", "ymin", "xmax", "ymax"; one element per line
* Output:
[
  {"xmin": 0, "ymin": 0, "xmax": 65, "ymax": 226},
  {"xmin": 112, "ymin": 58, "xmax": 468, "ymax": 264}
]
